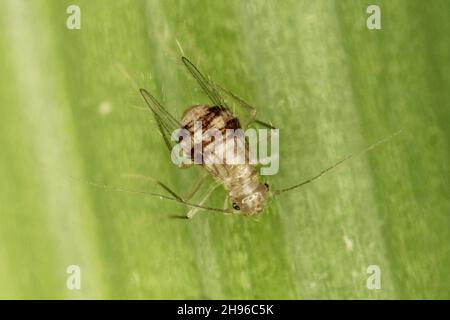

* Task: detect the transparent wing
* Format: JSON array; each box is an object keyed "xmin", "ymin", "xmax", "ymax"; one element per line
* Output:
[
  {"xmin": 139, "ymin": 88, "xmax": 181, "ymax": 151},
  {"xmin": 214, "ymin": 83, "xmax": 276, "ymax": 129},
  {"xmin": 181, "ymin": 57, "xmax": 274, "ymax": 129},
  {"xmin": 181, "ymin": 57, "xmax": 225, "ymax": 108}
]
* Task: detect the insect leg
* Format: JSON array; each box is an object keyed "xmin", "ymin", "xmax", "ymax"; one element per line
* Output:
[
  {"xmin": 222, "ymin": 195, "xmax": 230, "ymax": 213},
  {"xmin": 124, "ymin": 172, "xmax": 207, "ymax": 202},
  {"xmin": 254, "ymin": 119, "xmax": 277, "ymax": 130},
  {"xmin": 71, "ymin": 175, "xmax": 233, "ymax": 215},
  {"xmin": 186, "ymin": 182, "xmax": 221, "ymax": 219},
  {"xmin": 183, "ymin": 171, "xmax": 209, "ymax": 201},
  {"xmin": 123, "ymin": 173, "xmax": 183, "ymax": 202}
]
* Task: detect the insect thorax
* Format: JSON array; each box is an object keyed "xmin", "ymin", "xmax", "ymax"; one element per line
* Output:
[
  {"xmin": 181, "ymin": 105, "xmax": 240, "ymax": 133},
  {"xmin": 180, "ymin": 105, "xmax": 240, "ymax": 161}
]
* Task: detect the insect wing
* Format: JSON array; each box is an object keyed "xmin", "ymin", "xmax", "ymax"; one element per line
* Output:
[
  {"xmin": 181, "ymin": 57, "xmax": 225, "ymax": 108},
  {"xmin": 181, "ymin": 57, "xmax": 261, "ymax": 128},
  {"xmin": 139, "ymin": 88, "xmax": 181, "ymax": 151}
]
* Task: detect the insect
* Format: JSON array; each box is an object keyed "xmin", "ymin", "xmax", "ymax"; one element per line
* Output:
[
  {"xmin": 134, "ymin": 57, "xmax": 401, "ymax": 218},
  {"xmin": 139, "ymin": 57, "xmax": 276, "ymax": 217},
  {"xmin": 80, "ymin": 57, "xmax": 398, "ymax": 218}
]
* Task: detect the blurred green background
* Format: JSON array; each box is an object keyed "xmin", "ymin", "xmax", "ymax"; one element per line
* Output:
[{"xmin": 0, "ymin": 0, "xmax": 449, "ymax": 299}]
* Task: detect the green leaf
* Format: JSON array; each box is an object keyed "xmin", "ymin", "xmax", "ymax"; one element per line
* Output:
[{"xmin": 0, "ymin": 0, "xmax": 449, "ymax": 299}]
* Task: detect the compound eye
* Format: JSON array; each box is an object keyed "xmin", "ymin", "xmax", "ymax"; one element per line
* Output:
[
  {"xmin": 232, "ymin": 202, "xmax": 240, "ymax": 210},
  {"xmin": 264, "ymin": 182, "xmax": 269, "ymax": 190}
]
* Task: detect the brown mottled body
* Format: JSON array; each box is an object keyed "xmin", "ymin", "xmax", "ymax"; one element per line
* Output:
[{"xmin": 180, "ymin": 105, "xmax": 269, "ymax": 214}]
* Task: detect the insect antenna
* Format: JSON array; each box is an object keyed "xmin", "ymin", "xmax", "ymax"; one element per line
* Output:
[
  {"xmin": 273, "ymin": 130, "xmax": 402, "ymax": 195},
  {"xmin": 68, "ymin": 177, "xmax": 234, "ymax": 216}
]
